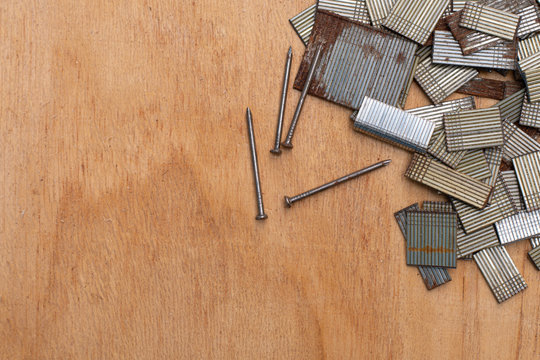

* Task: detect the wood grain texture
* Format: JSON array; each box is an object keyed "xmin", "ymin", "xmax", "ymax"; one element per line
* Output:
[{"xmin": 0, "ymin": 1, "xmax": 538, "ymax": 359}]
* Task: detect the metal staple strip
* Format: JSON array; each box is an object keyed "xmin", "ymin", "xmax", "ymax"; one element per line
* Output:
[
  {"xmin": 494, "ymin": 209, "xmax": 540, "ymax": 244},
  {"xmin": 405, "ymin": 154, "xmax": 493, "ymax": 209},
  {"xmin": 366, "ymin": 0, "xmax": 397, "ymax": 26},
  {"xmin": 432, "ymin": 31, "xmax": 516, "ymax": 70},
  {"xmin": 529, "ymin": 245, "xmax": 540, "ymax": 270},
  {"xmin": 512, "ymin": 151, "xmax": 540, "ymax": 211},
  {"xmin": 293, "ymin": 10, "xmax": 418, "ymax": 109},
  {"xmin": 406, "ymin": 210, "xmax": 457, "ymax": 268},
  {"xmin": 407, "ymin": 96, "xmax": 476, "ymax": 128},
  {"xmin": 428, "ymin": 128, "xmax": 467, "ymax": 168},
  {"xmin": 446, "ymin": 1, "xmax": 531, "ymax": 55},
  {"xmin": 383, "ymin": 0, "xmax": 451, "ymax": 45},
  {"xmin": 350, "ymin": 78, "xmax": 457, "ymax": 121},
  {"xmin": 414, "ymin": 57, "xmax": 478, "ymax": 104},
  {"xmin": 451, "ymin": 173, "xmax": 517, "ymax": 233},
  {"xmin": 523, "ymin": 68, "xmax": 540, "ymax": 103},
  {"xmin": 518, "ymin": 33, "xmax": 540, "ymax": 60},
  {"xmin": 317, "ymin": 0, "xmax": 371, "ymax": 24},
  {"xmin": 500, "ymin": 170, "xmax": 526, "ymax": 210},
  {"xmin": 456, "ymin": 225, "xmax": 499, "ymax": 258},
  {"xmin": 501, "ymin": 119, "xmax": 540, "ymax": 162},
  {"xmin": 455, "ymin": 149, "xmax": 491, "ymax": 180},
  {"xmin": 289, "ymin": 4, "xmax": 317, "ymax": 46},
  {"xmin": 459, "ymin": 2, "xmax": 520, "ymax": 41},
  {"xmin": 394, "ymin": 204, "xmax": 452, "ymax": 289},
  {"xmin": 444, "ymin": 108, "xmax": 504, "ymax": 151},
  {"xmin": 520, "ymin": 100, "xmax": 540, "ymax": 128},
  {"xmin": 531, "ymin": 237, "xmax": 540, "ymax": 247},
  {"xmin": 446, "ymin": 10, "xmax": 504, "ymax": 56},
  {"xmin": 474, "ymin": 246, "xmax": 527, "ymax": 303},
  {"xmin": 491, "ymin": 89, "xmax": 525, "ymax": 124},
  {"xmin": 353, "ymin": 98, "xmax": 435, "ymax": 153},
  {"xmin": 517, "ymin": 5, "xmax": 540, "ymax": 38}
]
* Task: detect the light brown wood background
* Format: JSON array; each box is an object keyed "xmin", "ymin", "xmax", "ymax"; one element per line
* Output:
[{"xmin": 1, "ymin": 1, "xmax": 538, "ymax": 359}]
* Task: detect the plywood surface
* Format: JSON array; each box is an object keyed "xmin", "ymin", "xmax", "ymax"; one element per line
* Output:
[{"xmin": 0, "ymin": 1, "xmax": 538, "ymax": 359}]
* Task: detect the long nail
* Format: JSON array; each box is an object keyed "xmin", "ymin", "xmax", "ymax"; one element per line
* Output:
[
  {"xmin": 285, "ymin": 160, "xmax": 391, "ymax": 207},
  {"xmin": 246, "ymin": 108, "xmax": 268, "ymax": 220},
  {"xmin": 271, "ymin": 46, "xmax": 293, "ymax": 155},
  {"xmin": 282, "ymin": 44, "xmax": 323, "ymax": 149}
]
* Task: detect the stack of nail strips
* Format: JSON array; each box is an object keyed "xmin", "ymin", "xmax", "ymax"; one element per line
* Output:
[{"xmin": 246, "ymin": 0, "xmax": 540, "ymax": 303}]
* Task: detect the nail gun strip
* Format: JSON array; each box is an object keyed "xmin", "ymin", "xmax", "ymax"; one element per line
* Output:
[
  {"xmin": 500, "ymin": 170, "xmax": 526, "ymax": 210},
  {"xmin": 289, "ymin": 4, "xmax": 317, "ymax": 46},
  {"xmin": 446, "ymin": 10, "xmax": 503, "ymax": 55},
  {"xmin": 293, "ymin": 10, "xmax": 418, "ymax": 109},
  {"xmin": 428, "ymin": 128, "xmax": 467, "ymax": 168},
  {"xmin": 455, "ymin": 149, "xmax": 491, "ymax": 181},
  {"xmin": 491, "ymin": 89, "xmax": 525, "ymax": 124},
  {"xmin": 318, "ymin": 0, "xmax": 371, "ymax": 24},
  {"xmin": 495, "ymin": 209, "xmax": 540, "ymax": 244},
  {"xmin": 383, "ymin": 0, "xmax": 451, "ymax": 45},
  {"xmin": 394, "ymin": 204, "xmax": 452, "ymax": 290},
  {"xmin": 520, "ymin": 100, "xmax": 540, "ymax": 128},
  {"xmin": 474, "ymin": 246, "xmax": 527, "ymax": 303},
  {"xmin": 353, "ymin": 97, "xmax": 435, "ymax": 153},
  {"xmin": 432, "ymin": 30, "xmax": 516, "ymax": 70},
  {"xmin": 459, "ymin": 2, "xmax": 520, "ymax": 41},
  {"xmin": 517, "ymin": 5, "xmax": 540, "ymax": 39},
  {"xmin": 414, "ymin": 57, "xmax": 478, "ymax": 104},
  {"xmin": 405, "ymin": 154, "xmax": 493, "ymax": 209},
  {"xmin": 451, "ymin": 173, "xmax": 517, "ymax": 234},
  {"xmin": 518, "ymin": 33, "xmax": 540, "ymax": 60},
  {"xmin": 406, "ymin": 210, "xmax": 457, "ymax": 268},
  {"xmin": 444, "ymin": 107, "xmax": 504, "ymax": 151},
  {"xmin": 457, "ymin": 225, "xmax": 499, "ymax": 259},
  {"xmin": 501, "ymin": 120, "xmax": 540, "ymax": 162},
  {"xmin": 407, "ymin": 96, "xmax": 476, "ymax": 128}
]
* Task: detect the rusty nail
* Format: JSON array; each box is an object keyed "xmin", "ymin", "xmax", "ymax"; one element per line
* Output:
[
  {"xmin": 284, "ymin": 159, "xmax": 391, "ymax": 207},
  {"xmin": 271, "ymin": 47, "xmax": 293, "ymax": 155},
  {"xmin": 282, "ymin": 44, "xmax": 322, "ymax": 149}
]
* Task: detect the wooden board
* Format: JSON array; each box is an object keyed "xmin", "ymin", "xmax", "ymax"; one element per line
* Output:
[{"xmin": 0, "ymin": 1, "xmax": 538, "ymax": 358}]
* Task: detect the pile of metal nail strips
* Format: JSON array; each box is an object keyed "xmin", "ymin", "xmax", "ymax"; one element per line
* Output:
[{"xmin": 282, "ymin": 1, "xmax": 540, "ymax": 302}]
